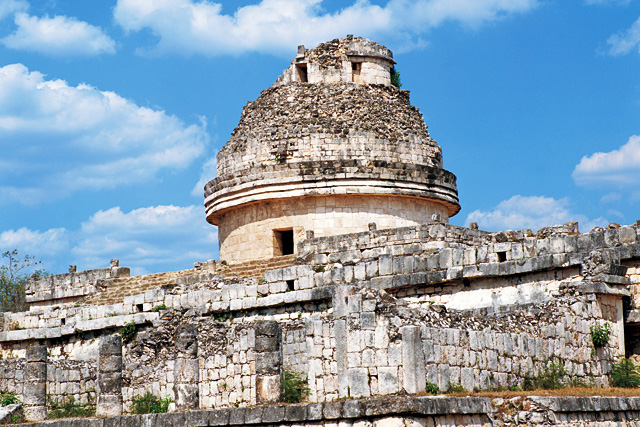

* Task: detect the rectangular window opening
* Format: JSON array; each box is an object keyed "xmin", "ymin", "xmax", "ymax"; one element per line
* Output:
[
  {"xmin": 274, "ymin": 229, "xmax": 294, "ymax": 256},
  {"xmin": 286, "ymin": 280, "xmax": 295, "ymax": 292},
  {"xmin": 351, "ymin": 62, "xmax": 361, "ymax": 83},
  {"xmin": 296, "ymin": 64, "xmax": 308, "ymax": 83},
  {"xmin": 497, "ymin": 251, "xmax": 507, "ymax": 263},
  {"xmin": 136, "ymin": 303, "xmax": 144, "ymax": 312}
]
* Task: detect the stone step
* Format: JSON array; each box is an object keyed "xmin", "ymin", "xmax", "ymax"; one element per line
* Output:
[{"xmin": 83, "ymin": 268, "xmax": 195, "ymax": 306}]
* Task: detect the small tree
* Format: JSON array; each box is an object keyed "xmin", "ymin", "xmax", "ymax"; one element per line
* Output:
[{"xmin": 0, "ymin": 250, "xmax": 44, "ymax": 313}]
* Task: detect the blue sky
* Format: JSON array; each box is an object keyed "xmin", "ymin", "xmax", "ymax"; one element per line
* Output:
[{"xmin": 1, "ymin": 0, "xmax": 640, "ymax": 275}]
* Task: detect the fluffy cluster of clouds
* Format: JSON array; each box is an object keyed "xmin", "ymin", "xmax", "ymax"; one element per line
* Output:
[
  {"xmin": 0, "ymin": 0, "xmax": 115, "ymax": 56},
  {"xmin": 0, "ymin": 0, "xmax": 540, "ymax": 57},
  {"xmin": 465, "ymin": 195, "xmax": 607, "ymax": 233},
  {"xmin": 573, "ymin": 135, "xmax": 640, "ymax": 188},
  {"xmin": 1, "ymin": 0, "xmax": 637, "ymax": 58},
  {"xmin": 113, "ymin": 0, "xmax": 539, "ymax": 56},
  {"xmin": 0, "ymin": 63, "xmax": 209, "ymax": 205},
  {"xmin": 0, "ymin": 205, "xmax": 218, "ymax": 275}
]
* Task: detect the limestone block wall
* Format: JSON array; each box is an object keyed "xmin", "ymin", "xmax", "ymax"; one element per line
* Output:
[
  {"xmin": 0, "ymin": 277, "xmax": 627, "ymax": 417},
  {"xmin": 26, "ymin": 260, "xmax": 130, "ymax": 310},
  {"xmin": 276, "ymin": 56, "xmax": 392, "ymax": 86},
  {"xmin": 0, "ymin": 359, "xmax": 24, "ymax": 396},
  {"xmin": 216, "ymin": 195, "xmax": 449, "ymax": 263},
  {"xmin": 47, "ymin": 360, "xmax": 96, "ymax": 405},
  {"xmin": 2, "ymin": 220, "xmax": 639, "ymax": 419},
  {"xmin": 14, "ymin": 395, "xmax": 640, "ymax": 427},
  {"xmin": 274, "ymin": 36, "xmax": 394, "ymax": 87}
]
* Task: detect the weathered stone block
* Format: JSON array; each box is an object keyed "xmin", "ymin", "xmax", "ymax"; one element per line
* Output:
[
  {"xmin": 23, "ymin": 383, "xmax": 46, "ymax": 405},
  {"xmin": 96, "ymin": 394, "xmax": 123, "ymax": 417},
  {"xmin": 209, "ymin": 408, "xmax": 231, "ymax": 426},
  {"xmin": 24, "ymin": 363, "xmax": 46, "ymax": 381},
  {"xmin": 256, "ymin": 375, "xmax": 281, "ymax": 404},
  {"xmin": 99, "ymin": 355, "xmax": 123, "ymax": 373},
  {"xmin": 174, "ymin": 358, "xmax": 199, "ymax": 383},
  {"xmin": 378, "ymin": 366, "xmax": 399, "ymax": 394},
  {"xmin": 174, "ymin": 383, "xmax": 199, "ymax": 410},
  {"xmin": 284, "ymin": 403, "xmax": 308, "ymax": 421},
  {"xmin": 348, "ymin": 368, "xmax": 371, "ymax": 398},
  {"xmin": 98, "ymin": 371, "xmax": 122, "ymax": 394},
  {"xmin": 26, "ymin": 344, "xmax": 47, "ymax": 362}
]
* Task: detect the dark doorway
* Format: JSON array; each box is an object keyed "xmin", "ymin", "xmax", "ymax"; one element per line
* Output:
[
  {"xmin": 296, "ymin": 64, "xmax": 308, "ymax": 82},
  {"xmin": 274, "ymin": 229, "xmax": 294, "ymax": 256}
]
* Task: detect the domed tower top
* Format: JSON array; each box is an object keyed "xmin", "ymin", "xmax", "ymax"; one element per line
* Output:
[
  {"xmin": 205, "ymin": 36, "xmax": 460, "ymax": 264},
  {"xmin": 274, "ymin": 35, "xmax": 395, "ymax": 86}
]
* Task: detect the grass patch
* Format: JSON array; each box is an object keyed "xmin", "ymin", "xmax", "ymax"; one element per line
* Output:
[
  {"xmin": 1, "ymin": 392, "xmax": 20, "ymax": 406},
  {"xmin": 523, "ymin": 362, "xmax": 567, "ymax": 390},
  {"xmin": 47, "ymin": 396, "xmax": 95, "ymax": 419},
  {"xmin": 131, "ymin": 391, "xmax": 172, "ymax": 414}
]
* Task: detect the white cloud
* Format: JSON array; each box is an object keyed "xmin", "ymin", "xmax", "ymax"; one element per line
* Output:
[
  {"xmin": 0, "ymin": 64, "xmax": 209, "ymax": 204},
  {"xmin": 465, "ymin": 195, "xmax": 607, "ymax": 232},
  {"xmin": 192, "ymin": 156, "xmax": 217, "ymax": 197},
  {"xmin": 573, "ymin": 135, "xmax": 640, "ymax": 187},
  {"xmin": 2, "ymin": 12, "xmax": 116, "ymax": 55},
  {"xmin": 1, "ymin": 205, "xmax": 218, "ymax": 276},
  {"xmin": 0, "ymin": 0, "xmax": 27, "ymax": 20},
  {"xmin": 0, "ymin": 227, "xmax": 69, "ymax": 257},
  {"xmin": 0, "ymin": 227, "xmax": 70, "ymax": 273},
  {"xmin": 113, "ymin": 0, "xmax": 538, "ymax": 56},
  {"xmin": 600, "ymin": 192, "xmax": 622, "ymax": 203},
  {"xmin": 585, "ymin": 0, "xmax": 630, "ymax": 5},
  {"xmin": 606, "ymin": 16, "xmax": 640, "ymax": 55},
  {"xmin": 73, "ymin": 205, "xmax": 217, "ymax": 275}
]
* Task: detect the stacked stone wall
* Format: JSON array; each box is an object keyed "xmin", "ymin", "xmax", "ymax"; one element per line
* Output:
[
  {"xmin": 216, "ymin": 195, "xmax": 450, "ymax": 263},
  {"xmin": 25, "ymin": 261, "xmax": 130, "ymax": 310},
  {"xmin": 12, "ymin": 395, "xmax": 640, "ymax": 426},
  {"xmin": 274, "ymin": 36, "xmax": 394, "ymax": 87},
  {"xmin": 2, "ymin": 221, "xmax": 639, "ymax": 421}
]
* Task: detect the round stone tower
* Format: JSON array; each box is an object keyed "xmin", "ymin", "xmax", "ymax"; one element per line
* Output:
[{"xmin": 205, "ymin": 36, "xmax": 460, "ymax": 263}]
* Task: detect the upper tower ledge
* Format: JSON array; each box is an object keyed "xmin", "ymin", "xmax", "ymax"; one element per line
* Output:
[{"xmin": 274, "ymin": 35, "xmax": 396, "ymax": 87}]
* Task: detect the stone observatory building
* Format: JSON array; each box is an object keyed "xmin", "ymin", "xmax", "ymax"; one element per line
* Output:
[{"xmin": 204, "ymin": 36, "xmax": 460, "ymax": 264}]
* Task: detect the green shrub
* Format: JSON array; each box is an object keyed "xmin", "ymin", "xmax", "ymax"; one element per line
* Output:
[
  {"xmin": 445, "ymin": 382, "xmax": 466, "ymax": 393},
  {"xmin": 47, "ymin": 396, "xmax": 95, "ymax": 419},
  {"xmin": 120, "ymin": 321, "xmax": 137, "ymax": 343},
  {"xmin": 1, "ymin": 392, "xmax": 20, "ymax": 406},
  {"xmin": 610, "ymin": 358, "xmax": 640, "ymax": 388},
  {"xmin": 131, "ymin": 391, "xmax": 172, "ymax": 414},
  {"xmin": 152, "ymin": 304, "xmax": 166, "ymax": 312},
  {"xmin": 281, "ymin": 369, "xmax": 310, "ymax": 403},
  {"xmin": 425, "ymin": 382, "xmax": 439, "ymax": 395},
  {"xmin": 591, "ymin": 323, "xmax": 612, "ymax": 348},
  {"xmin": 390, "ymin": 67, "xmax": 402, "ymax": 88},
  {"xmin": 523, "ymin": 362, "xmax": 567, "ymax": 390}
]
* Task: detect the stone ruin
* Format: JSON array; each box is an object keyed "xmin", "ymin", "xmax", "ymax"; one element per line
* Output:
[{"xmin": 3, "ymin": 36, "xmax": 640, "ymax": 426}]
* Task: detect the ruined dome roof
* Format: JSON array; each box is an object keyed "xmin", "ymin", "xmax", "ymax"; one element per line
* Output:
[{"xmin": 216, "ymin": 82, "xmax": 442, "ymax": 177}]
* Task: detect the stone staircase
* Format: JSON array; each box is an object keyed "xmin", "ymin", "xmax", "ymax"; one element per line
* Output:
[
  {"xmin": 83, "ymin": 269, "xmax": 195, "ymax": 306},
  {"xmin": 82, "ymin": 255, "xmax": 297, "ymax": 306},
  {"xmin": 218, "ymin": 254, "xmax": 297, "ymax": 279}
]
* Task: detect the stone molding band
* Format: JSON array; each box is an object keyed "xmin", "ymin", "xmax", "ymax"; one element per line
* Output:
[{"xmin": 205, "ymin": 161, "xmax": 460, "ymax": 224}]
